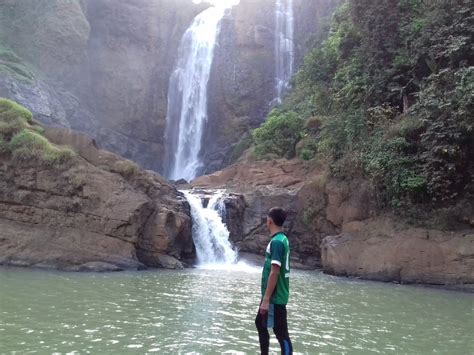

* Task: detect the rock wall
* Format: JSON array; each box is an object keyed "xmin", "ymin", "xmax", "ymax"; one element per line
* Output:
[
  {"xmin": 0, "ymin": 0, "xmax": 205, "ymax": 172},
  {"xmin": 80, "ymin": 0, "xmax": 206, "ymax": 171},
  {"xmin": 322, "ymin": 220, "xmax": 474, "ymax": 289},
  {"xmin": 203, "ymin": 0, "xmax": 276, "ymax": 173},
  {"xmin": 0, "ymin": 0, "xmax": 339, "ymax": 176},
  {"xmin": 192, "ymin": 159, "xmax": 336, "ymax": 268},
  {"xmin": 293, "ymin": 0, "xmax": 342, "ymax": 64},
  {"xmin": 192, "ymin": 158, "xmax": 474, "ymax": 287},
  {"xmin": 203, "ymin": 0, "xmax": 340, "ymax": 174},
  {"xmin": 0, "ymin": 126, "xmax": 193, "ymax": 271}
]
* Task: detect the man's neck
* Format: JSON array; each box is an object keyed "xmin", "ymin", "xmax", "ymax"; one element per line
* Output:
[{"xmin": 269, "ymin": 227, "xmax": 283, "ymax": 236}]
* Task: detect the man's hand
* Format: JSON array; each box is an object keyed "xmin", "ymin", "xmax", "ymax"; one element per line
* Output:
[
  {"xmin": 259, "ymin": 298, "xmax": 270, "ymax": 314},
  {"xmin": 260, "ymin": 264, "xmax": 280, "ymax": 314}
]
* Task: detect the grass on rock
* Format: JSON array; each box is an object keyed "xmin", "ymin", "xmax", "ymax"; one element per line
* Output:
[{"xmin": 0, "ymin": 98, "xmax": 75, "ymax": 166}]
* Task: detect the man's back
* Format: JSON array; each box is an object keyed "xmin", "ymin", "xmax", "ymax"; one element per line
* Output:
[{"xmin": 261, "ymin": 232, "xmax": 290, "ymax": 305}]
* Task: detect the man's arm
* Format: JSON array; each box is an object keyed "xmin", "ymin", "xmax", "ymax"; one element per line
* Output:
[{"xmin": 259, "ymin": 264, "xmax": 280, "ymax": 314}]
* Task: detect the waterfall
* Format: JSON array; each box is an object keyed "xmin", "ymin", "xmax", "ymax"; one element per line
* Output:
[
  {"xmin": 275, "ymin": 0, "xmax": 294, "ymax": 103},
  {"xmin": 182, "ymin": 190, "xmax": 238, "ymax": 266},
  {"xmin": 164, "ymin": 5, "xmax": 228, "ymax": 182}
]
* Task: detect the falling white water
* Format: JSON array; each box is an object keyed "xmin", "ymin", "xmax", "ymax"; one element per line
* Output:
[
  {"xmin": 275, "ymin": 0, "xmax": 294, "ymax": 103},
  {"xmin": 165, "ymin": 5, "xmax": 230, "ymax": 181},
  {"xmin": 182, "ymin": 190, "xmax": 238, "ymax": 266}
]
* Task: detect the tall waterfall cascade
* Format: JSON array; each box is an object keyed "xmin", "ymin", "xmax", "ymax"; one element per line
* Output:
[
  {"xmin": 165, "ymin": 4, "xmax": 232, "ymax": 182},
  {"xmin": 275, "ymin": 0, "xmax": 294, "ymax": 103},
  {"xmin": 183, "ymin": 190, "xmax": 238, "ymax": 266}
]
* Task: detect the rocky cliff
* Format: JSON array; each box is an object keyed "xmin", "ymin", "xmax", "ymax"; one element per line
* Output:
[
  {"xmin": 192, "ymin": 158, "xmax": 474, "ymax": 288},
  {"xmin": 0, "ymin": 100, "xmax": 193, "ymax": 271},
  {"xmin": 0, "ymin": 0, "xmax": 339, "ymax": 176},
  {"xmin": 203, "ymin": 0, "xmax": 340, "ymax": 174},
  {"xmin": 322, "ymin": 220, "xmax": 474, "ymax": 288},
  {"xmin": 0, "ymin": 0, "xmax": 205, "ymax": 172}
]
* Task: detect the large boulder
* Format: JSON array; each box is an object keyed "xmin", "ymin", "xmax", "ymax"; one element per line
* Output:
[
  {"xmin": 321, "ymin": 219, "xmax": 474, "ymax": 289},
  {"xmin": 0, "ymin": 118, "xmax": 193, "ymax": 271}
]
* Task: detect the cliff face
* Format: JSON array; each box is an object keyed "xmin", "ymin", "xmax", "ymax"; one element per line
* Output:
[
  {"xmin": 0, "ymin": 0, "xmax": 90, "ymax": 84},
  {"xmin": 322, "ymin": 221, "xmax": 474, "ymax": 288},
  {"xmin": 0, "ymin": 0, "xmax": 339, "ymax": 176},
  {"xmin": 0, "ymin": 0, "xmax": 204, "ymax": 172},
  {"xmin": 0, "ymin": 123, "xmax": 194, "ymax": 271},
  {"xmin": 203, "ymin": 0, "xmax": 340, "ymax": 174},
  {"xmin": 192, "ymin": 159, "xmax": 474, "ymax": 288},
  {"xmin": 293, "ymin": 0, "xmax": 342, "ymax": 64},
  {"xmin": 80, "ymin": 0, "xmax": 206, "ymax": 171}
]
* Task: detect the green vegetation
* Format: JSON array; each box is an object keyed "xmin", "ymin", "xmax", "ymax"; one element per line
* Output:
[
  {"xmin": 252, "ymin": 0, "xmax": 473, "ymax": 215},
  {"xmin": 252, "ymin": 110, "xmax": 304, "ymax": 159},
  {"xmin": 0, "ymin": 98, "xmax": 33, "ymax": 136},
  {"xmin": 0, "ymin": 98, "xmax": 75, "ymax": 166},
  {"xmin": 0, "ymin": 44, "xmax": 35, "ymax": 82},
  {"xmin": 228, "ymin": 134, "xmax": 253, "ymax": 164},
  {"xmin": 113, "ymin": 160, "xmax": 139, "ymax": 178}
]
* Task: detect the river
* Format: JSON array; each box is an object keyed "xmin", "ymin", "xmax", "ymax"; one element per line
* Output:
[{"xmin": 1, "ymin": 266, "xmax": 472, "ymax": 354}]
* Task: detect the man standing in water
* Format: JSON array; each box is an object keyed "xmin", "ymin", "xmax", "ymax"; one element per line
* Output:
[{"xmin": 255, "ymin": 207, "xmax": 293, "ymax": 355}]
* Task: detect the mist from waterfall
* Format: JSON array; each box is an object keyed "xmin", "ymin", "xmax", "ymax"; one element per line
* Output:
[
  {"xmin": 275, "ymin": 0, "xmax": 294, "ymax": 103},
  {"xmin": 183, "ymin": 190, "xmax": 238, "ymax": 266},
  {"xmin": 164, "ymin": 6, "xmax": 228, "ymax": 182}
]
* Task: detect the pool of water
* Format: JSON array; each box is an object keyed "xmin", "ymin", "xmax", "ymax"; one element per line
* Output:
[{"xmin": 0, "ymin": 266, "xmax": 472, "ymax": 354}]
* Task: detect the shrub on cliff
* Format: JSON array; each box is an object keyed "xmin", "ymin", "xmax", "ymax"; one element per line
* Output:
[
  {"xmin": 112, "ymin": 160, "xmax": 139, "ymax": 178},
  {"xmin": 251, "ymin": 0, "xmax": 473, "ymax": 215},
  {"xmin": 0, "ymin": 98, "xmax": 76, "ymax": 166},
  {"xmin": 0, "ymin": 44, "xmax": 35, "ymax": 83},
  {"xmin": 0, "ymin": 98, "xmax": 33, "ymax": 137},
  {"xmin": 0, "ymin": 135, "xmax": 7, "ymax": 154},
  {"xmin": 252, "ymin": 110, "xmax": 304, "ymax": 159},
  {"xmin": 9, "ymin": 129, "xmax": 75, "ymax": 165}
]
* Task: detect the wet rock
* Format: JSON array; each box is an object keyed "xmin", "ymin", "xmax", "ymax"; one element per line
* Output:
[
  {"xmin": 137, "ymin": 252, "xmax": 185, "ymax": 270},
  {"xmin": 76, "ymin": 262, "xmax": 125, "ymax": 272},
  {"xmin": 193, "ymin": 159, "xmax": 328, "ymax": 267}
]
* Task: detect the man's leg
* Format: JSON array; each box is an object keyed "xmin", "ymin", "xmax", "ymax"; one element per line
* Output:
[
  {"xmin": 255, "ymin": 310, "xmax": 270, "ymax": 355},
  {"xmin": 273, "ymin": 305, "xmax": 293, "ymax": 355}
]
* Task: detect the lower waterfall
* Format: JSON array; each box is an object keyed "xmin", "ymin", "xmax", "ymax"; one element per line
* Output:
[{"xmin": 182, "ymin": 190, "xmax": 238, "ymax": 266}]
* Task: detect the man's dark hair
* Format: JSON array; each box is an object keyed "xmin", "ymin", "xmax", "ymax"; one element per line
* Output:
[{"xmin": 268, "ymin": 207, "xmax": 287, "ymax": 227}]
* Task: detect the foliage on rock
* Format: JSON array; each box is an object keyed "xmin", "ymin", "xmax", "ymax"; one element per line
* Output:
[
  {"xmin": 252, "ymin": 110, "xmax": 304, "ymax": 160},
  {"xmin": 0, "ymin": 98, "xmax": 75, "ymax": 166},
  {"xmin": 112, "ymin": 160, "xmax": 139, "ymax": 178},
  {"xmin": 0, "ymin": 44, "xmax": 35, "ymax": 82},
  {"xmin": 251, "ymin": 0, "xmax": 473, "ymax": 216}
]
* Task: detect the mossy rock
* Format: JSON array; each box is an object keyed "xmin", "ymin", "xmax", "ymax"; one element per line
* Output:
[
  {"xmin": 0, "ymin": 44, "xmax": 36, "ymax": 83},
  {"xmin": 0, "ymin": 98, "xmax": 75, "ymax": 166},
  {"xmin": 0, "ymin": 98, "xmax": 33, "ymax": 138},
  {"xmin": 112, "ymin": 160, "xmax": 139, "ymax": 178}
]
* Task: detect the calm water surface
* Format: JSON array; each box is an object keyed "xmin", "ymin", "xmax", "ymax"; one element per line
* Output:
[{"xmin": 0, "ymin": 266, "xmax": 472, "ymax": 354}]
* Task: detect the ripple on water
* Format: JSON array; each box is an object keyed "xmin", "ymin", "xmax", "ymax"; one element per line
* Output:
[{"xmin": 0, "ymin": 268, "xmax": 473, "ymax": 354}]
